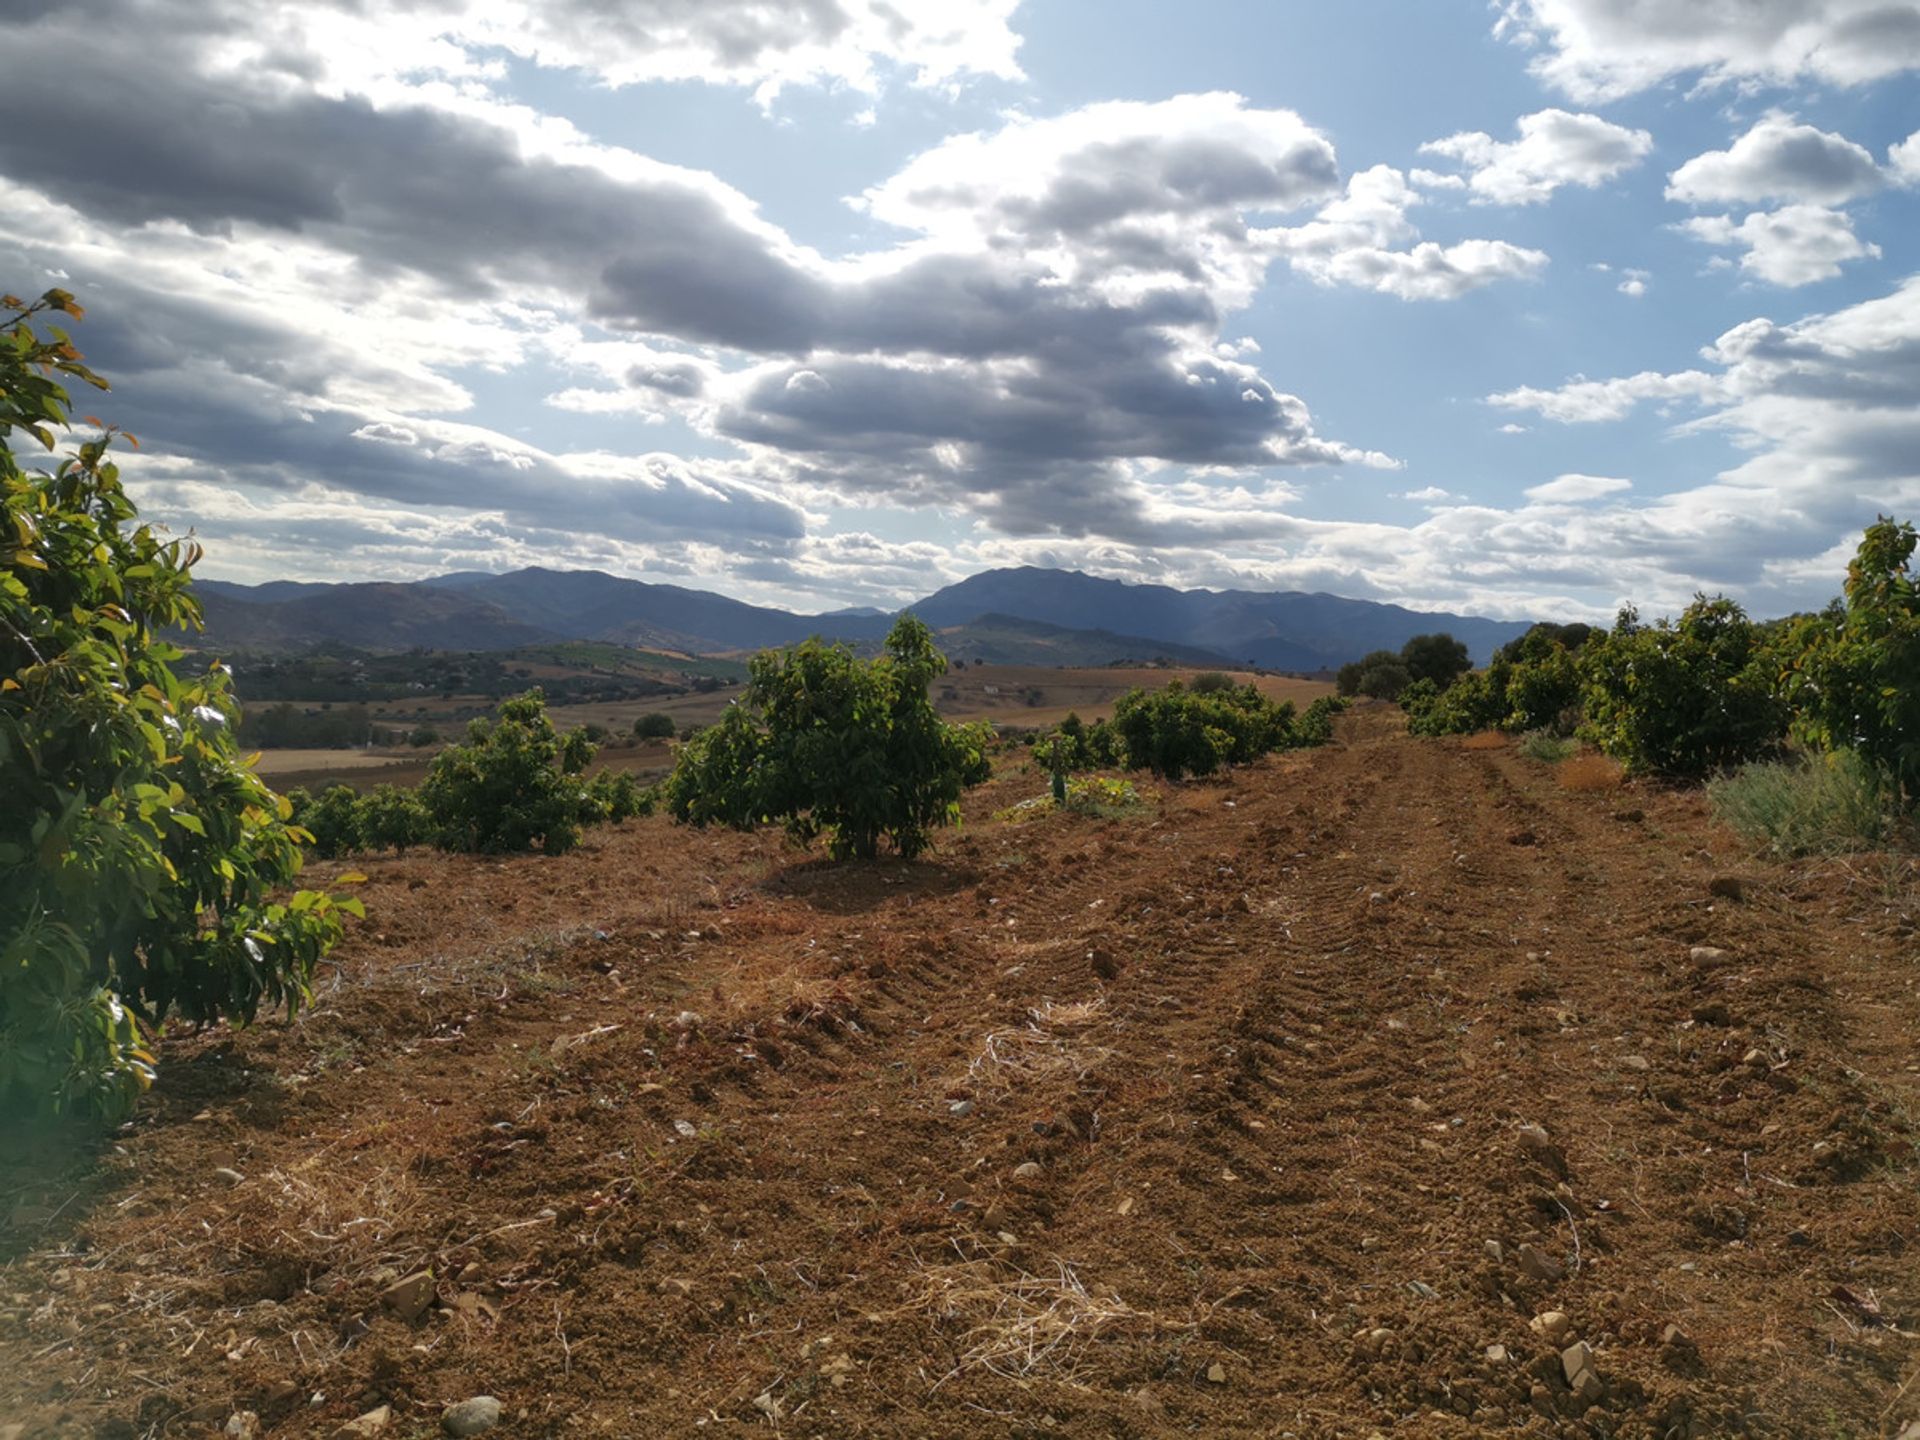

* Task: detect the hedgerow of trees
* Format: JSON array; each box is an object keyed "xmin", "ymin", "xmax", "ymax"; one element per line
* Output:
[
  {"xmin": 1, "ymin": 289, "xmax": 357, "ymax": 1120},
  {"xmin": 1398, "ymin": 521, "xmax": 1917, "ymax": 805},
  {"xmin": 663, "ymin": 615, "xmax": 993, "ymax": 859},
  {"xmin": 1337, "ymin": 632, "xmax": 1470, "ymax": 702}
]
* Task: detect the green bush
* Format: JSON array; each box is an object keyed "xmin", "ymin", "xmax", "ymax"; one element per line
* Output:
[
  {"xmin": 1111, "ymin": 679, "xmax": 1312, "ymax": 780},
  {"xmin": 419, "ymin": 689, "xmax": 591, "ymax": 854},
  {"xmin": 1189, "ymin": 670, "xmax": 1235, "ymax": 694},
  {"xmin": 1, "ymin": 288, "xmax": 354, "ymax": 1121},
  {"xmin": 1784, "ymin": 517, "xmax": 1920, "ymax": 808},
  {"xmin": 583, "ymin": 768, "xmax": 648, "ymax": 823},
  {"xmin": 1707, "ymin": 751, "xmax": 1891, "ymax": 855},
  {"xmin": 1517, "ymin": 731, "xmax": 1578, "ymax": 763},
  {"xmin": 1579, "ymin": 596, "xmax": 1787, "ymax": 778},
  {"xmin": 353, "ymin": 784, "xmax": 431, "ymax": 853},
  {"xmin": 663, "ymin": 615, "xmax": 993, "ymax": 860},
  {"xmin": 633, "ymin": 711, "xmax": 677, "ymax": 740},
  {"xmin": 290, "ymin": 784, "xmax": 362, "ymax": 858}
]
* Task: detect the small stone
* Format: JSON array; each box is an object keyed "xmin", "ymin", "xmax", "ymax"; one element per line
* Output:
[
  {"xmin": 948, "ymin": 1099, "xmax": 974, "ymax": 1117},
  {"xmin": 212, "ymin": 1167, "xmax": 246, "ymax": 1187},
  {"xmin": 380, "ymin": 1270, "xmax": 436, "ymax": 1323},
  {"xmin": 752, "ymin": 1393, "xmax": 779, "ymax": 1417},
  {"xmin": 1528, "ymin": 1382, "xmax": 1554, "ymax": 1416},
  {"xmin": 1742, "ymin": 1047, "xmax": 1767, "ymax": 1066},
  {"xmin": 224, "ymin": 1414, "xmax": 260, "ymax": 1440},
  {"xmin": 1529, "ymin": 1311, "xmax": 1571, "ymax": 1344},
  {"xmin": 441, "ymin": 1396, "xmax": 502, "ymax": 1437},
  {"xmin": 1561, "ymin": 1340, "xmax": 1594, "ymax": 1388},
  {"xmin": 1483, "ymin": 1240, "xmax": 1504, "ymax": 1263},
  {"xmin": 1205, "ymin": 1362, "xmax": 1227, "ymax": 1384},
  {"xmin": 1507, "ymin": 829, "xmax": 1538, "ymax": 847},
  {"xmin": 1485, "ymin": 1344, "xmax": 1509, "ymax": 1363},
  {"xmin": 1356, "ymin": 1327, "xmax": 1399, "ymax": 1360},
  {"xmin": 1688, "ymin": 946, "xmax": 1730, "ymax": 965},
  {"xmin": 1516, "ymin": 1244, "xmax": 1564, "ymax": 1282},
  {"xmin": 1013, "ymin": 1161, "xmax": 1043, "ymax": 1179},
  {"xmin": 332, "ymin": 1407, "xmax": 391, "ymax": 1439},
  {"xmin": 672, "ymin": 1119, "xmax": 698, "ymax": 1137},
  {"xmin": 1707, "ymin": 876, "xmax": 1747, "ymax": 902}
]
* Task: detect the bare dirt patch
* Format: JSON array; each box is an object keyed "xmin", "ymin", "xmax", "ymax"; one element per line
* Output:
[{"xmin": 4, "ymin": 711, "xmax": 1917, "ymax": 1438}]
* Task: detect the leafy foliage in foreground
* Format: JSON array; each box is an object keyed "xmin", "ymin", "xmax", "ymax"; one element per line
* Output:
[
  {"xmin": 1, "ymin": 289, "xmax": 354, "ymax": 1121},
  {"xmin": 664, "ymin": 615, "xmax": 993, "ymax": 860}
]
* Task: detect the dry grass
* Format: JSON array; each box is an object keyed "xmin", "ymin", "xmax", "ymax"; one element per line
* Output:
[
  {"xmin": 966, "ymin": 996, "xmax": 1114, "ymax": 1096},
  {"xmin": 1558, "ymin": 753, "xmax": 1625, "ymax": 791},
  {"xmin": 1460, "ymin": 732, "xmax": 1507, "ymax": 751},
  {"xmin": 902, "ymin": 1255, "xmax": 1185, "ymax": 1386}
]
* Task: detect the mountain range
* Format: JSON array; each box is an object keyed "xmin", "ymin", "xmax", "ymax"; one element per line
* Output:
[{"xmin": 190, "ymin": 566, "xmax": 1532, "ymax": 669}]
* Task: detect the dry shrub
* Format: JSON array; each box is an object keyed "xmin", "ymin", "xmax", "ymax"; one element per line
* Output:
[
  {"xmin": 1558, "ymin": 753, "xmax": 1624, "ymax": 791},
  {"xmin": 1460, "ymin": 731, "xmax": 1507, "ymax": 751}
]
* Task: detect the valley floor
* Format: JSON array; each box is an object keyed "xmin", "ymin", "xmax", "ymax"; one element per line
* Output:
[{"xmin": 4, "ymin": 710, "xmax": 1918, "ymax": 1438}]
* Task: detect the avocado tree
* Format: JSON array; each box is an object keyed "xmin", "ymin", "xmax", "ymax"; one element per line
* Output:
[
  {"xmin": 1785, "ymin": 517, "xmax": 1920, "ymax": 807},
  {"xmin": 1, "ymin": 289, "xmax": 356, "ymax": 1121},
  {"xmin": 664, "ymin": 614, "xmax": 992, "ymax": 859},
  {"xmin": 418, "ymin": 689, "xmax": 591, "ymax": 853},
  {"xmin": 1579, "ymin": 596, "xmax": 1786, "ymax": 778}
]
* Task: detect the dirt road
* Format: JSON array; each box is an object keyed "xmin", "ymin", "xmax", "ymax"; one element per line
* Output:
[{"xmin": 4, "ymin": 710, "xmax": 1917, "ymax": 1437}]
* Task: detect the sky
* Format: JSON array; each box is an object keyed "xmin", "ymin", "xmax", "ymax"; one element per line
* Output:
[{"xmin": 3, "ymin": 1, "xmax": 1919, "ymax": 622}]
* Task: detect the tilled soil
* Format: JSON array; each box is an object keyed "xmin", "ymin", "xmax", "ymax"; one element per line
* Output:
[{"xmin": 4, "ymin": 710, "xmax": 1918, "ymax": 1438}]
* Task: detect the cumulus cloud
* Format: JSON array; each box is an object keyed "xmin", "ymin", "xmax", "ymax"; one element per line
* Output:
[
  {"xmin": 1489, "ymin": 369, "xmax": 1724, "ymax": 423},
  {"xmin": 1419, "ymin": 109, "xmax": 1653, "ymax": 205},
  {"xmin": 1396, "ymin": 486, "xmax": 1456, "ymax": 502},
  {"xmin": 1483, "ymin": 275, "xmax": 1920, "ymax": 609},
  {"xmin": 1271, "ymin": 166, "xmax": 1550, "ymax": 299},
  {"xmin": 1679, "ymin": 205, "xmax": 1883, "ymax": 285},
  {"xmin": 1892, "ymin": 130, "xmax": 1920, "ymax": 183},
  {"xmin": 1495, "ymin": 0, "xmax": 1920, "ymax": 101},
  {"xmin": 1667, "ymin": 113, "xmax": 1885, "ymax": 206},
  {"xmin": 1525, "ymin": 473, "xmax": 1633, "ymax": 502}
]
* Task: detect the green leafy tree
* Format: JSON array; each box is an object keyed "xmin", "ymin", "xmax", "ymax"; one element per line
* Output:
[
  {"xmin": 1579, "ymin": 596, "xmax": 1787, "ymax": 778},
  {"xmin": 419, "ymin": 689, "xmax": 590, "ymax": 853},
  {"xmin": 353, "ymin": 784, "xmax": 431, "ymax": 853},
  {"xmin": 1111, "ymin": 679, "xmax": 1317, "ymax": 780},
  {"xmin": 1785, "ymin": 517, "xmax": 1920, "ymax": 806},
  {"xmin": 1399, "ymin": 633, "xmax": 1470, "ymax": 688},
  {"xmin": 1, "ymin": 289, "xmax": 356, "ymax": 1120},
  {"xmin": 633, "ymin": 711, "xmax": 677, "ymax": 740},
  {"xmin": 290, "ymin": 784, "xmax": 361, "ymax": 858},
  {"xmin": 663, "ymin": 614, "xmax": 992, "ymax": 859}
]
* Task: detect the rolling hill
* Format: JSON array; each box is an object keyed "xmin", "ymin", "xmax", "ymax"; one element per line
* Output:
[{"xmin": 188, "ymin": 565, "xmax": 1531, "ymax": 667}]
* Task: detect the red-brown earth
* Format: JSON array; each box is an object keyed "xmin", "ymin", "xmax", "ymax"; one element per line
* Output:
[{"xmin": 4, "ymin": 709, "xmax": 1918, "ymax": 1438}]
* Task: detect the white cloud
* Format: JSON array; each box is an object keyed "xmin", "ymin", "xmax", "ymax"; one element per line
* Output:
[
  {"xmin": 1489, "ymin": 369, "xmax": 1724, "ymax": 423},
  {"xmin": 1271, "ymin": 165, "xmax": 1550, "ymax": 299},
  {"xmin": 1419, "ymin": 108, "xmax": 1653, "ymax": 205},
  {"xmin": 1495, "ymin": 0, "xmax": 1920, "ymax": 101},
  {"xmin": 1617, "ymin": 269, "xmax": 1650, "ymax": 297},
  {"xmin": 1679, "ymin": 205, "xmax": 1882, "ymax": 285},
  {"xmin": 1396, "ymin": 486, "xmax": 1455, "ymax": 502},
  {"xmin": 1499, "ymin": 422, "xmax": 1530, "ymax": 434},
  {"xmin": 1525, "ymin": 473, "xmax": 1632, "ymax": 502},
  {"xmin": 1482, "ymin": 275, "xmax": 1920, "ymax": 611},
  {"xmin": 1892, "ymin": 130, "xmax": 1920, "ymax": 183},
  {"xmin": 1667, "ymin": 114, "xmax": 1884, "ymax": 206}
]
